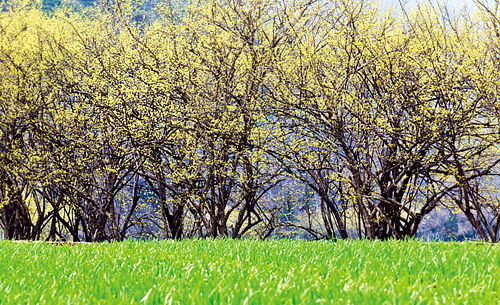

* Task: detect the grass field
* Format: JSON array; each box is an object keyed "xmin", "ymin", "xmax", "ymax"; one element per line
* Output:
[{"xmin": 0, "ymin": 239, "xmax": 498, "ymax": 304}]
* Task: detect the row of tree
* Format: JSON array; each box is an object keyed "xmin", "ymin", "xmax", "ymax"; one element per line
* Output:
[{"xmin": 1, "ymin": 0, "xmax": 500, "ymax": 242}]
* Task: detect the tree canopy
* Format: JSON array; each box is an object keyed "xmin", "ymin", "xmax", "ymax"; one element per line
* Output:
[{"xmin": 1, "ymin": 0, "xmax": 500, "ymax": 241}]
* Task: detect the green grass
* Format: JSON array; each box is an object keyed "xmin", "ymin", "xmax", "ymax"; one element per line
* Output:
[{"xmin": 0, "ymin": 239, "xmax": 498, "ymax": 304}]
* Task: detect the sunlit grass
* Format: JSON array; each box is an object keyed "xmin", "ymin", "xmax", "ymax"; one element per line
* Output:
[{"xmin": 0, "ymin": 239, "xmax": 498, "ymax": 304}]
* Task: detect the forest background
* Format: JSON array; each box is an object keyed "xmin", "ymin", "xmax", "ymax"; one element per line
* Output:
[{"xmin": 1, "ymin": 0, "xmax": 500, "ymax": 242}]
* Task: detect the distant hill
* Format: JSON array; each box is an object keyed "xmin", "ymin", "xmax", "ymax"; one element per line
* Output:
[{"xmin": 42, "ymin": 0, "xmax": 96, "ymax": 11}]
